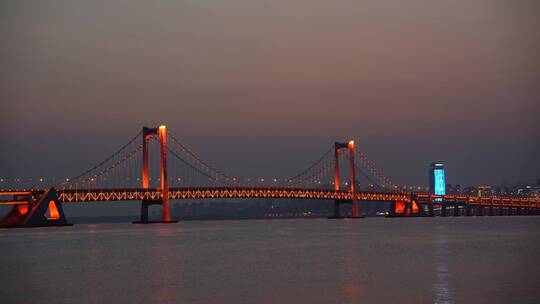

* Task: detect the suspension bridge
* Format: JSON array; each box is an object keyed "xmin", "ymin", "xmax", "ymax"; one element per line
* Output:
[{"xmin": 1, "ymin": 125, "xmax": 539, "ymax": 228}]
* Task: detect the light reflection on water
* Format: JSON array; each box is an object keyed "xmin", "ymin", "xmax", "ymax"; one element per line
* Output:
[
  {"xmin": 433, "ymin": 225, "xmax": 453, "ymax": 304},
  {"xmin": 153, "ymin": 243, "xmax": 176, "ymax": 303},
  {"xmin": 0, "ymin": 217, "xmax": 539, "ymax": 304}
]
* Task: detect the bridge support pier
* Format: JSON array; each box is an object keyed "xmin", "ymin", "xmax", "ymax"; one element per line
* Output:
[
  {"xmin": 465, "ymin": 205, "xmax": 472, "ymax": 216},
  {"xmin": 453, "ymin": 203, "xmax": 460, "ymax": 216},
  {"xmin": 331, "ymin": 200, "xmax": 343, "ymax": 218},
  {"xmin": 386, "ymin": 197, "xmax": 423, "ymax": 218},
  {"xmin": 476, "ymin": 206, "xmax": 483, "ymax": 216},
  {"xmin": 140, "ymin": 201, "xmax": 150, "ymax": 222},
  {"xmin": 388, "ymin": 202, "xmax": 396, "ymax": 217},
  {"xmin": 135, "ymin": 199, "xmax": 176, "ymax": 224},
  {"xmin": 440, "ymin": 204, "xmax": 447, "ymax": 217},
  {"xmin": 0, "ymin": 188, "xmax": 72, "ymax": 228}
]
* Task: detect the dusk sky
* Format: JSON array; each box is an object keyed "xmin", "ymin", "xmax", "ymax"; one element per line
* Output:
[{"xmin": 1, "ymin": 0, "xmax": 539, "ymax": 188}]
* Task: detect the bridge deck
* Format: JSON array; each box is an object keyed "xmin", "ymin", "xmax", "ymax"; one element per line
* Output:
[
  {"xmin": 1, "ymin": 188, "xmax": 538, "ymax": 208},
  {"xmin": 55, "ymin": 187, "xmax": 410, "ymax": 203}
]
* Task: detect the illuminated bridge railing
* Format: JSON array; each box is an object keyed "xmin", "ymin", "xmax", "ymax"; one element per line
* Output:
[
  {"xmin": 416, "ymin": 194, "xmax": 540, "ymax": 208},
  {"xmin": 55, "ymin": 187, "xmax": 411, "ymax": 203},
  {"xmin": 5, "ymin": 188, "xmax": 538, "ymax": 208}
]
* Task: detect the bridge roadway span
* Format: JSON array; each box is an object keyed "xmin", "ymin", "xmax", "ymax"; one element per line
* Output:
[
  {"xmin": 47, "ymin": 187, "xmax": 540, "ymax": 208},
  {"xmin": 57, "ymin": 187, "xmax": 408, "ymax": 203},
  {"xmin": 1, "ymin": 188, "xmax": 538, "ymax": 208},
  {"xmin": 1, "ymin": 188, "xmax": 539, "ymax": 228}
]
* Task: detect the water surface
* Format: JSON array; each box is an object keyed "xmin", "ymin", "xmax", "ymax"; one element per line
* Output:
[{"xmin": 1, "ymin": 217, "xmax": 539, "ymax": 304}]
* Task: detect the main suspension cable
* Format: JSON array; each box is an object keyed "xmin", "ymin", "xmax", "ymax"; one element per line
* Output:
[{"xmin": 60, "ymin": 131, "xmax": 142, "ymax": 187}]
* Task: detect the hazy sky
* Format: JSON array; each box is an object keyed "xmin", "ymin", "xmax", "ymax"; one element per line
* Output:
[{"xmin": 1, "ymin": 0, "xmax": 539, "ymax": 188}]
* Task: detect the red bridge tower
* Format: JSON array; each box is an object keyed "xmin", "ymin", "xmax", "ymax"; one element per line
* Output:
[
  {"xmin": 331, "ymin": 140, "xmax": 360, "ymax": 218},
  {"xmin": 133, "ymin": 125, "xmax": 177, "ymax": 224}
]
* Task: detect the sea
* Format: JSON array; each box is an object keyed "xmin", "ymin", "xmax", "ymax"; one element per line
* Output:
[{"xmin": 1, "ymin": 217, "xmax": 539, "ymax": 304}]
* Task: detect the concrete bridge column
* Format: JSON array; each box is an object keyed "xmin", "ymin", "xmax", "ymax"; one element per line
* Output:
[
  {"xmin": 428, "ymin": 204, "xmax": 434, "ymax": 217},
  {"xmin": 388, "ymin": 202, "xmax": 396, "ymax": 217},
  {"xmin": 475, "ymin": 205, "xmax": 482, "ymax": 216},
  {"xmin": 453, "ymin": 203, "xmax": 460, "ymax": 216},
  {"xmin": 465, "ymin": 204, "xmax": 472, "ymax": 216},
  {"xmin": 440, "ymin": 204, "xmax": 447, "ymax": 217},
  {"xmin": 333, "ymin": 201, "xmax": 341, "ymax": 218}
]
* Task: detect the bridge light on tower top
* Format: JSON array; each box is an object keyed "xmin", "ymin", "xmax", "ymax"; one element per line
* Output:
[
  {"xmin": 158, "ymin": 125, "xmax": 166, "ymax": 134},
  {"xmin": 348, "ymin": 140, "xmax": 355, "ymax": 148}
]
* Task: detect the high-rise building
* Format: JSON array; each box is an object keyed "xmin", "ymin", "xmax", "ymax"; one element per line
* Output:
[
  {"xmin": 477, "ymin": 185, "xmax": 491, "ymax": 197},
  {"xmin": 429, "ymin": 163, "xmax": 446, "ymax": 196}
]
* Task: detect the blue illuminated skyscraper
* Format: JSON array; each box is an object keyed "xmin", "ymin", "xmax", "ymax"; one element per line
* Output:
[{"xmin": 429, "ymin": 163, "xmax": 446, "ymax": 195}]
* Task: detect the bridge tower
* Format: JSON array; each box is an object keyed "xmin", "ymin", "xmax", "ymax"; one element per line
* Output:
[
  {"xmin": 330, "ymin": 140, "xmax": 360, "ymax": 218},
  {"xmin": 134, "ymin": 125, "xmax": 177, "ymax": 224}
]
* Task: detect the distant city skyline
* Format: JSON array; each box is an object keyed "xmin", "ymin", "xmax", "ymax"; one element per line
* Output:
[{"xmin": 1, "ymin": 0, "xmax": 539, "ymax": 188}]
